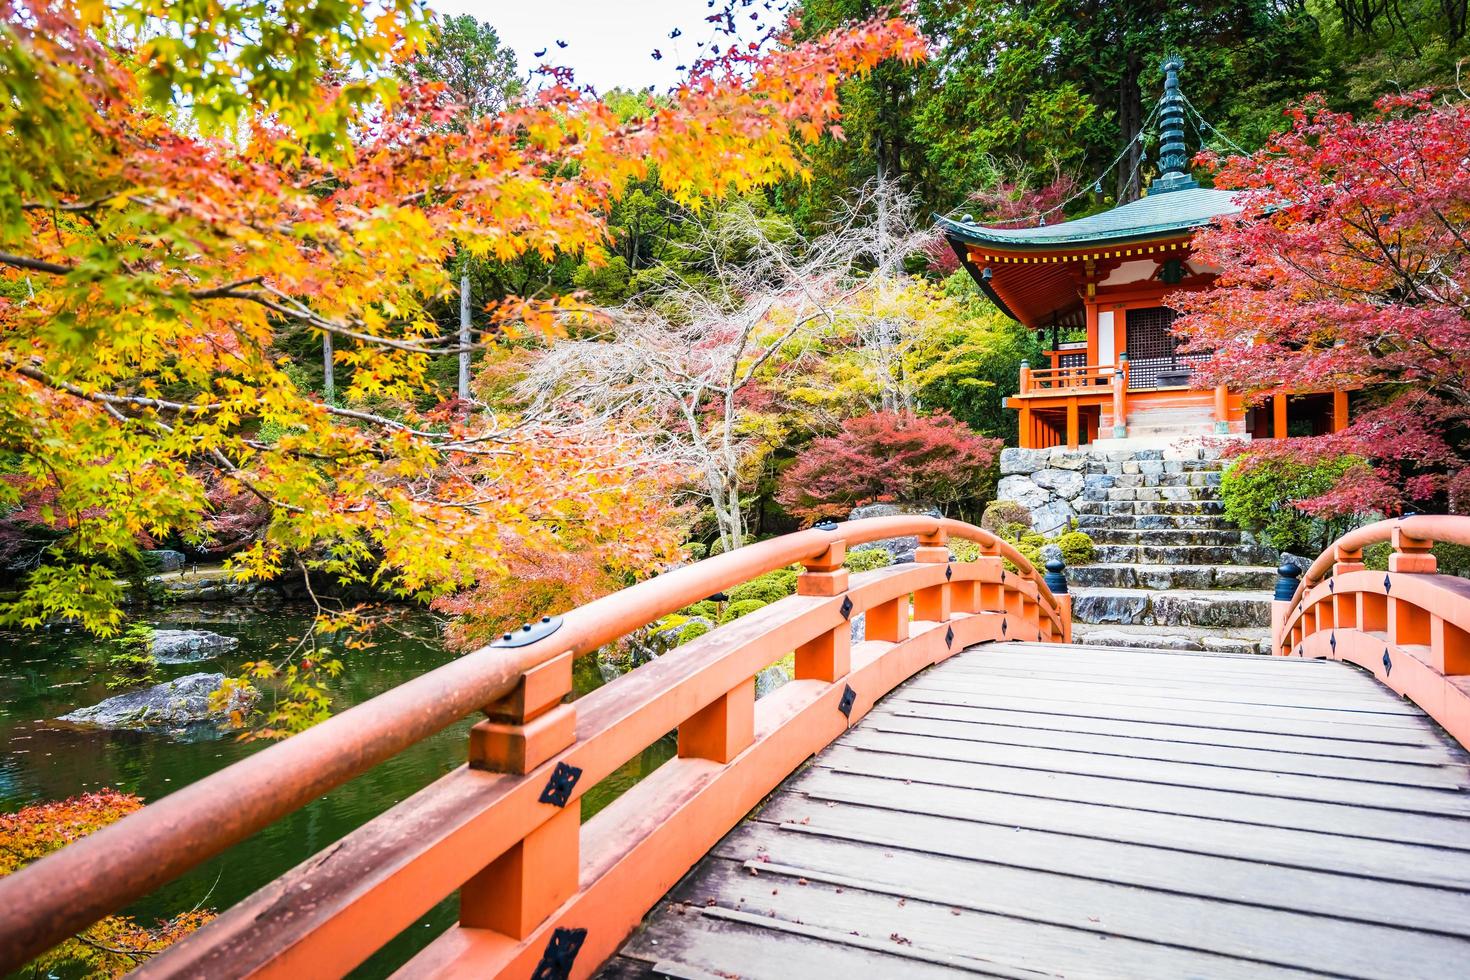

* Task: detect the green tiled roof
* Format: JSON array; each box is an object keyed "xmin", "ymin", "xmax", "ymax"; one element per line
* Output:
[{"xmin": 939, "ymin": 187, "xmax": 1238, "ymax": 250}]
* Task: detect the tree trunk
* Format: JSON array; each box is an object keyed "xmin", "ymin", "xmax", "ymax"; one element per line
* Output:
[
  {"xmin": 1116, "ymin": 53, "xmax": 1144, "ymax": 204},
  {"xmin": 458, "ymin": 273, "xmax": 472, "ymax": 401},
  {"xmin": 322, "ymin": 331, "xmax": 334, "ymax": 403}
]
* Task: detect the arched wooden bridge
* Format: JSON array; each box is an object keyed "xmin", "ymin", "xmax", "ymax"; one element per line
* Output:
[{"xmin": 2, "ymin": 515, "xmax": 1469, "ymax": 978}]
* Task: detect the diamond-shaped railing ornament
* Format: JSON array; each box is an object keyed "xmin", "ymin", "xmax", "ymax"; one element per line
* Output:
[
  {"xmin": 539, "ymin": 762, "xmax": 582, "ymax": 808},
  {"xmin": 945, "ymin": 564, "xmax": 953, "ymax": 581},
  {"xmin": 1001, "ymin": 618, "xmax": 1008, "ymax": 637},
  {"xmin": 1330, "ymin": 632, "xmax": 1337, "ymax": 653},
  {"xmin": 840, "ymin": 596, "xmax": 853, "ymax": 620},
  {"xmin": 1384, "ymin": 573, "xmax": 1393, "ymax": 593},
  {"xmin": 1383, "ymin": 648, "xmax": 1393, "ymax": 676},
  {"xmin": 945, "ymin": 626, "xmax": 955, "ymax": 649},
  {"xmin": 1329, "ymin": 578, "xmax": 1335, "ymax": 594},
  {"xmin": 533, "ymin": 927, "xmax": 587, "ymax": 980},
  {"xmin": 838, "ymin": 684, "xmax": 856, "ymax": 718}
]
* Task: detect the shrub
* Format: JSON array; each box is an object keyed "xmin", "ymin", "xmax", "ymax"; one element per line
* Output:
[
  {"xmin": 1364, "ymin": 540, "xmax": 1470, "ymax": 578},
  {"xmin": 949, "ymin": 539, "xmax": 980, "ymax": 562},
  {"xmin": 677, "ymin": 620, "xmax": 711, "ymax": 645},
  {"xmin": 1219, "ymin": 454, "xmax": 1370, "ymax": 554},
  {"xmin": 1057, "ymin": 531, "xmax": 1096, "ymax": 566},
  {"xmin": 844, "ymin": 547, "xmax": 893, "ymax": 573},
  {"xmin": 685, "ymin": 542, "xmax": 709, "ymax": 562},
  {"xmin": 982, "ymin": 500, "xmax": 1032, "ymax": 542},
  {"xmin": 729, "ymin": 568, "xmax": 798, "ymax": 604},
  {"xmin": 720, "ymin": 599, "xmax": 768, "ymax": 624},
  {"xmin": 679, "ymin": 600, "xmax": 718, "ymax": 619}
]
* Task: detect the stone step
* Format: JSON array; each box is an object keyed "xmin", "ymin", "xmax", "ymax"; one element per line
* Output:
[
  {"xmin": 1071, "ymin": 586, "xmax": 1273, "ymax": 629},
  {"xmin": 1077, "ymin": 513, "xmax": 1233, "ymax": 532},
  {"xmin": 1100, "ymin": 486, "xmax": 1218, "ymax": 503},
  {"xmin": 1088, "ymin": 528, "xmax": 1243, "ymax": 547},
  {"xmin": 1068, "ymin": 564, "xmax": 1278, "ymax": 591},
  {"xmin": 1084, "ymin": 458, "xmax": 1225, "ymax": 475},
  {"xmin": 1087, "ymin": 471, "xmax": 1223, "ymax": 490},
  {"xmin": 1071, "ymin": 623, "xmax": 1271, "ymax": 656},
  {"xmin": 1095, "ymin": 543, "xmax": 1276, "ymax": 565},
  {"xmin": 1076, "ymin": 500, "xmax": 1226, "ymax": 517}
]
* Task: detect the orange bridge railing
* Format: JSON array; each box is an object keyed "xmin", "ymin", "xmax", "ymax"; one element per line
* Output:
[
  {"xmin": 0, "ymin": 516, "xmax": 1071, "ymax": 978},
  {"xmin": 1272, "ymin": 514, "xmax": 1470, "ymax": 747}
]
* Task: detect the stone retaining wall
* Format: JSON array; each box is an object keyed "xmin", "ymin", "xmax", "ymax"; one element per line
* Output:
[{"xmin": 998, "ymin": 444, "xmax": 1227, "ymax": 535}]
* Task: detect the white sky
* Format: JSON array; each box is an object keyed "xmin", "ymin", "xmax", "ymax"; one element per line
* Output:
[{"xmin": 429, "ymin": 1, "xmax": 784, "ymax": 93}]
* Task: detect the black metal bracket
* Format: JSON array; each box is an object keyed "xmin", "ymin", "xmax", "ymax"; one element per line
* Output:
[
  {"xmin": 838, "ymin": 684, "xmax": 856, "ymax": 718},
  {"xmin": 539, "ymin": 761, "xmax": 582, "ymax": 808},
  {"xmin": 492, "ymin": 615, "xmax": 563, "ymax": 648},
  {"xmin": 840, "ymin": 596, "xmax": 853, "ymax": 620},
  {"xmin": 532, "ymin": 927, "xmax": 587, "ymax": 980}
]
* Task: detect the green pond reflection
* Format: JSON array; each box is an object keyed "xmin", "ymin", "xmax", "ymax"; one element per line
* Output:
[{"xmin": 0, "ymin": 605, "xmax": 674, "ymax": 977}]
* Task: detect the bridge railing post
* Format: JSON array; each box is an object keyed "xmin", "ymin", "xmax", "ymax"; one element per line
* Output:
[
  {"xmin": 794, "ymin": 538, "xmax": 851, "ymax": 681},
  {"xmin": 1272, "ymin": 562, "xmax": 1302, "ymax": 654},
  {"xmin": 1043, "ymin": 559, "xmax": 1072, "ymax": 644},
  {"xmin": 462, "ymin": 649, "xmax": 579, "ymax": 940},
  {"xmin": 913, "ymin": 528, "xmax": 952, "ymax": 639}
]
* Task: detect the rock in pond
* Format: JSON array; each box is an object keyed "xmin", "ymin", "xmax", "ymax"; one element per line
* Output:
[
  {"xmin": 57, "ymin": 673, "xmax": 256, "ymax": 733},
  {"xmin": 150, "ymin": 628, "xmax": 240, "ymax": 663}
]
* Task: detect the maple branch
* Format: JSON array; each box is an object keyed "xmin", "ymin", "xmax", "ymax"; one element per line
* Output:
[{"xmin": 0, "ymin": 252, "xmax": 72, "ymax": 276}]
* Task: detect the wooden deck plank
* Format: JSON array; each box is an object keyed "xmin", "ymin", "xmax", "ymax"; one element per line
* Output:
[
  {"xmin": 608, "ymin": 644, "xmax": 1470, "ymax": 979},
  {"xmin": 706, "ymin": 829, "xmax": 1470, "ymax": 972},
  {"xmin": 891, "ymin": 685, "xmax": 1437, "ymax": 734},
  {"xmin": 835, "ymin": 729, "xmax": 1470, "ymax": 815},
  {"xmin": 788, "ymin": 767, "xmax": 1470, "ymax": 889},
  {"xmin": 902, "ymin": 672, "xmax": 1428, "ymax": 717},
  {"xmin": 880, "ymin": 701, "xmax": 1462, "ymax": 764},
  {"xmin": 858, "ymin": 713, "xmax": 1469, "ymax": 787}
]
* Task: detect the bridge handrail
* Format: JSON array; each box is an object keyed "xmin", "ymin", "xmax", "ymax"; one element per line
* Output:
[
  {"xmin": 0, "ymin": 515, "xmax": 1064, "ymax": 974},
  {"xmin": 1273, "ymin": 513, "xmax": 1470, "ymax": 749},
  {"xmin": 1279, "ymin": 514, "xmax": 1470, "ymax": 626}
]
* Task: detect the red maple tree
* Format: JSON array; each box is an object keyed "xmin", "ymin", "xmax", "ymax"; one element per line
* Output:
[
  {"xmin": 777, "ymin": 411, "xmax": 1001, "ymax": 522},
  {"xmin": 1173, "ymin": 91, "xmax": 1470, "ymax": 516}
]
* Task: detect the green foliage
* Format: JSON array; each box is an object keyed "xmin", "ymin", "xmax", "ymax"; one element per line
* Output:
[
  {"xmin": 729, "ymin": 568, "xmax": 799, "ymax": 605},
  {"xmin": 684, "ymin": 542, "xmax": 709, "ymax": 562},
  {"xmin": 950, "ymin": 539, "xmax": 980, "ymax": 562},
  {"xmin": 720, "ymin": 599, "xmax": 768, "ymax": 624},
  {"xmin": 679, "ymin": 600, "xmax": 718, "ymax": 619},
  {"xmin": 1220, "ymin": 455, "xmax": 1371, "ymax": 553},
  {"xmin": 401, "ymin": 13, "xmax": 521, "ymax": 121},
  {"xmin": 982, "ymin": 500, "xmax": 1033, "ymax": 543},
  {"xmin": 103, "ymin": 624, "xmax": 158, "ymax": 691},
  {"xmin": 677, "ymin": 620, "xmax": 711, "ymax": 645},
  {"xmin": 1057, "ymin": 531, "xmax": 1097, "ymax": 567},
  {"xmin": 844, "ymin": 547, "xmax": 893, "ymax": 573}
]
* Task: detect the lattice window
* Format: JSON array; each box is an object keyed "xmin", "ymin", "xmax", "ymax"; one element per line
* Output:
[
  {"xmin": 1057, "ymin": 351, "xmax": 1087, "ymax": 369},
  {"xmin": 1125, "ymin": 307, "xmax": 1204, "ymax": 389}
]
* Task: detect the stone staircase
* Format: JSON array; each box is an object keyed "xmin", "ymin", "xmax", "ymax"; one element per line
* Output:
[{"xmin": 997, "ymin": 443, "xmax": 1277, "ymax": 656}]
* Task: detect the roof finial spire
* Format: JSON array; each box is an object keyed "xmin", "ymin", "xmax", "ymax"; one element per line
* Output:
[{"xmin": 1152, "ymin": 55, "xmax": 1197, "ymax": 194}]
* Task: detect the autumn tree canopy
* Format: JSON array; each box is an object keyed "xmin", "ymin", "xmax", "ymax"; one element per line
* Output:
[
  {"xmin": 1175, "ymin": 91, "xmax": 1470, "ymax": 516},
  {"xmin": 0, "ymin": 1, "xmax": 926, "ymax": 643}
]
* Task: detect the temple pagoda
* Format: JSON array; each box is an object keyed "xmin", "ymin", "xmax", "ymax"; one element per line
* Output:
[{"xmin": 939, "ymin": 57, "xmax": 1350, "ymax": 450}]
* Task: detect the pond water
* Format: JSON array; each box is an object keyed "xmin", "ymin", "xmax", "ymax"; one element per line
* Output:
[{"xmin": 0, "ymin": 605, "xmax": 675, "ymax": 977}]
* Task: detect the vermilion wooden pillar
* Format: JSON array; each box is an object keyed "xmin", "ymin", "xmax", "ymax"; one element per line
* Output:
[
  {"xmin": 1333, "ymin": 391, "xmax": 1349, "ymax": 432},
  {"xmin": 1273, "ymin": 394, "xmax": 1288, "ymax": 438}
]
